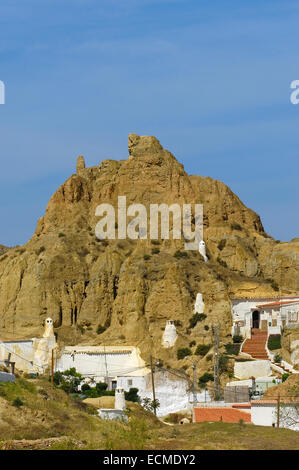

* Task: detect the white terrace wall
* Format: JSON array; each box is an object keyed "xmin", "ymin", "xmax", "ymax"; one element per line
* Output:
[
  {"xmin": 0, "ymin": 371, "xmax": 15, "ymax": 383},
  {"xmin": 251, "ymin": 403, "xmax": 299, "ymax": 431}
]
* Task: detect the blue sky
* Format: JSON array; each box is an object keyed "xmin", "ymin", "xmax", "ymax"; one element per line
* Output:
[{"xmin": 0, "ymin": 0, "xmax": 299, "ymax": 245}]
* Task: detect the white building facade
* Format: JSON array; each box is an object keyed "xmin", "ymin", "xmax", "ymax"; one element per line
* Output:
[
  {"xmin": 0, "ymin": 318, "xmax": 56, "ymax": 374},
  {"xmin": 231, "ymin": 296, "xmax": 299, "ymax": 339},
  {"xmin": 55, "ymin": 345, "xmax": 210, "ymax": 416}
]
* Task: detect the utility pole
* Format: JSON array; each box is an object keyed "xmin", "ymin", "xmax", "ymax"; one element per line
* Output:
[
  {"xmin": 51, "ymin": 348, "xmax": 54, "ymax": 386},
  {"xmin": 277, "ymin": 393, "xmax": 280, "ymax": 428},
  {"xmin": 213, "ymin": 325, "xmax": 220, "ymax": 401},
  {"xmin": 192, "ymin": 362, "xmax": 198, "ymax": 423},
  {"xmin": 192, "ymin": 362, "xmax": 197, "ymax": 406},
  {"xmin": 150, "ymin": 355, "xmax": 157, "ymax": 416},
  {"xmin": 103, "ymin": 343, "xmax": 109, "ymax": 387}
]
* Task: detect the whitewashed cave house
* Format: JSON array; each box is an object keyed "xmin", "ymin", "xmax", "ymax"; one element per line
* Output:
[{"xmin": 231, "ymin": 296, "xmax": 299, "ymax": 339}]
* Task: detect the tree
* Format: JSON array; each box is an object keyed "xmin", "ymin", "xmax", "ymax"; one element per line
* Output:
[
  {"xmin": 125, "ymin": 388, "xmax": 140, "ymax": 403},
  {"xmin": 142, "ymin": 397, "xmax": 160, "ymax": 414},
  {"xmin": 52, "ymin": 368, "xmax": 83, "ymax": 394}
]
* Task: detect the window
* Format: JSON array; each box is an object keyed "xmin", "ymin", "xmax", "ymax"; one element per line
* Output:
[
  {"xmin": 288, "ymin": 311, "xmax": 298, "ymax": 322},
  {"xmin": 111, "ymin": 380, "xmax": 117, "ymax": 390},
  {"xmin": 127, "ymin": 379, "xmax": 133, "ymax": 387}
]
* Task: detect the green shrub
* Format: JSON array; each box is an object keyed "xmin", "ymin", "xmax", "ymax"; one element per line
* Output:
[
  {"xmin": 224, "ymin": 343, "xmax": 240, "ymax": 355},
  {"xmin": 274, "ymin": 353, "xmax": 282, "ymax": 363},
  {"xmin": 96, "ymin": 382, "xmax": 108, "ymax": 393},
  {"xmin": 218, "ymin": 354, "xmax": 229, "ymax": 374},
  {"xmin": 195, "ymin": 344, "xmax": 211, "ymax": 356},
  {"xmin": 81, "ymin": 383, "xmax": 91, "ymax": 392},
  {"xmin": 198, "ymin": 372, "xmax": 214, "ymax": 385},
  {"xmin": 125, "ymin": 388, "xmax": 140, "ymax": 403},
  {"xmin": 189, "ymin": 313, "xmax": 207, "ymax": 329},
  {"xmin": 233, "ymin": 335, "xmax": 243, "ymax": 344},
  {"xmin": 282, "ymin": 373, "xmax": 290, "ymax": 383},
  {"xmin": 58, "ymin": 232, "xmax": 65, "ymax": 238},
  {"xmin": 83, "ymin": 388, "xmax": 100, "ymax": 398},
  {"xmin": 151, "ymin": 248, "xmax": 160, "ymax": 255},
  {"xmin": 268, "ymin": 334, "xmax": 281, "ymax": 350},
  {"xmin": 174, "ymin": 250, "xmax": 188, "ymax": 259},
  {"xmin": 12, "ymin": 397, "xmax": 24, "ymax": 408},
  {"xmin": 143, "ymin": 254, "xmax": 151, "ymax": 261},
  {"xmin": 206, "ymin": 354, "xmax": 213, "ymax": 361},
  {"xmin": 204, "ymin": 325, "xmax": 210, "ymax": 331},
  {"xmin": 96, "ymin": 324, "xmax": 106, "ymax": 335},
  {"xmin": 189, "ymin": 341, "xmax": 196, "ymax": 347},
  {"xmin": 52, "ymin": 367, "xmax": 83, "ymax": 394},
  {"xmin": 177, "ymin": 348, "xmax": 192, "ymax": 360}
]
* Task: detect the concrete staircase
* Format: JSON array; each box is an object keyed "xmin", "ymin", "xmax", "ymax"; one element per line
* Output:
[{"xmin": 242, "ymin": 329, "xmax": 268, "ymax": 360}]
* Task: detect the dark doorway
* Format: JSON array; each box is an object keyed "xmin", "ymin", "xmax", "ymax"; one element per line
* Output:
[{"xmin": 252, "ymin": 310, "xmax": 260, "ymax": 329}]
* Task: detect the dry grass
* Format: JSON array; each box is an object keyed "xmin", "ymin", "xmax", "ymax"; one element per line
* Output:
[{"xmin": 145, "ymin": 421, "xmax": 299, "ymax": 450}]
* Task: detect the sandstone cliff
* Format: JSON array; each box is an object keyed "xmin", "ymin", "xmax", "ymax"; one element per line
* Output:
[{"xmin": 0, "ymin": 134, "xmax": 298, "ymax": 376}]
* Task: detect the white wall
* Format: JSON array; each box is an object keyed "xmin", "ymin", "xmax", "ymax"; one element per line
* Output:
[
  {"xmin": 56, "ymin": 347, "xmax": 148, "ymax": 381},
  {"xmin": 251, "ymin": 404, "xmax": 299, "ymax": 431},
  {"xmin": 251, "ymin": 405, "xmax": 275, "ymax": 427},
  {"xmin": 234, "ymin": 360, "xmax": 271, "ymax": 380}
]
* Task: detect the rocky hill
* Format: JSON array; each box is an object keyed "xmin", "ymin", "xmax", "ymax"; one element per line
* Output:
[
  {"xmin": 0, "ymin": 245, "xmax": 10, "ymax": 256},
  {"xmin": 0, "ymin": 134, "xmax": 299, "ymax": 374}
]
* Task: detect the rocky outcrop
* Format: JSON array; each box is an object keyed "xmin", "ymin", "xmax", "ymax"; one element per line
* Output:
[
  {"xmin": 0, "ymin": 245, "xmax": 10, "ymax": 256},
  {"xmin": 0, "ymin": 134, "xmax": 298, "ymax": 376}
]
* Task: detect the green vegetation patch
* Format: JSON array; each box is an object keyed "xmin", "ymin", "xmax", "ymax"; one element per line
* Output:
[
  {"xmin": 268, "ymin": 334, "xmax": 281, "ymax": 350},
  {"xmin": 195, "ymin": 344, "xmax": 211, "ymax": 356},
  {"xmin": 177, "ymin": 348, "xmax": 192, "ymax": 360},
  {"xmin": 224, "ymin": 343, "xmax": 240, "ymax": 356}
]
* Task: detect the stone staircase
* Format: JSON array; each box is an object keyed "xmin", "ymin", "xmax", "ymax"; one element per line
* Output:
[{"xmin": 242, "ymin": 329, "xmax": 268, "ymax": 360}]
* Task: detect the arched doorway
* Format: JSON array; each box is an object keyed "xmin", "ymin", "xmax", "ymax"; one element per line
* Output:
[{"xmin": 252, "ymin": 310, "xmax": 260, "ymax": 329}]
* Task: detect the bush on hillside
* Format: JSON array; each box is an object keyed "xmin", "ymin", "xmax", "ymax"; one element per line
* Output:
[
  {"xmin": 198, "ymin": 372, "xmax": 214, "ymax": 386},
  {"xmin": 268, "ymin": 334, "xmax": 281, "ymax": 350},
  {"xmin": 177, "ymin": 348, "xmax": 192, "ymax": 360},
  {"xmin": 224, "ymin": 343, "xmax": 240, "ymax": 355},
  {"xmin": 195, "ymin": 344, "xmax": 211, "ymax": 356},
  {"xmin": 189, "ymin": 313, "xmax": 207, "ymax": 329},
  {"xmin": 233, "ymin": 335, "xmax": 243, "ymax": 344}
]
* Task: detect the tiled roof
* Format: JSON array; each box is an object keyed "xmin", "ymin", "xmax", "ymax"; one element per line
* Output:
[
  {"xmin": 256, "ymin": 300, "xmax": 299, "ymax": 308},
  {"xmin": 194, "ymin": 407, "xmax": 251, "ymax": 423},
  {"xmin": 232, "ymin": 404, "xmax": 251, "ymax": 409},
  {"xmin": 231, "ymin": 296, "xmax": 299, "ymax": 301},
  {"xmin": 251, "ymin": 399, "xmax": 299, "ymax": 406}
]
